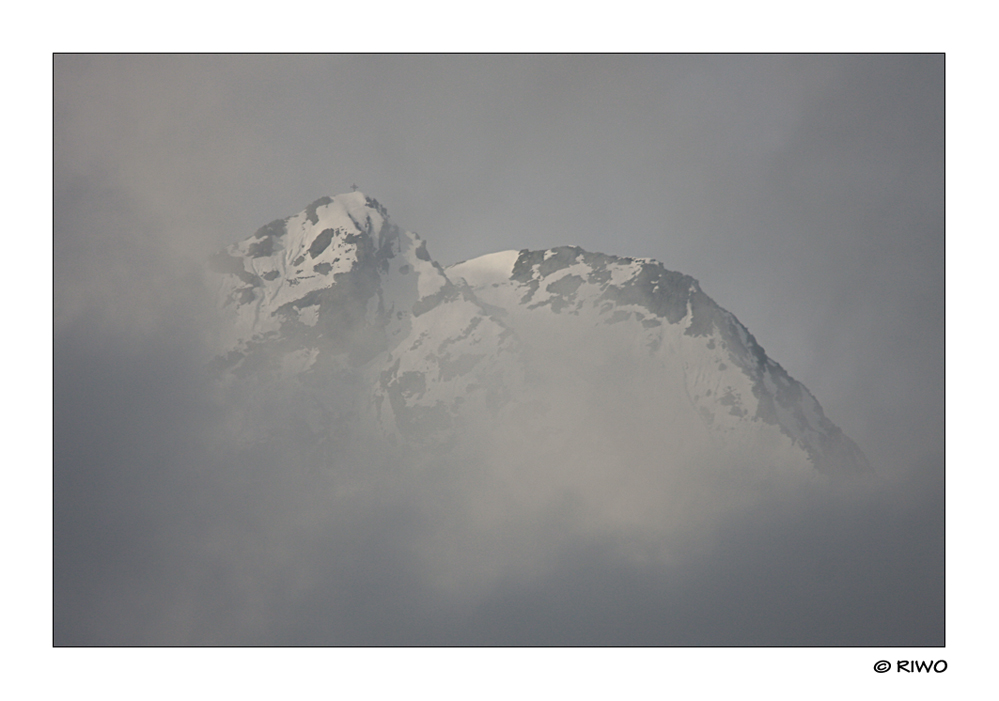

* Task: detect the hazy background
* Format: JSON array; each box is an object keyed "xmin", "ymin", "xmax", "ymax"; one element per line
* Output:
[{"xmin": 54, "ymin": 54, "xmax": 944, "ymax": 645}]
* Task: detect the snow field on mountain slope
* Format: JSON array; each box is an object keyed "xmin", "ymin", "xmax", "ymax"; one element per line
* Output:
[
  {"xmin": 213, "ymin": 196, "xmax": 848, "ymax": 476},
  {"xmin": 448, "ymin": 250, "xmax": 522, "ymax": 311},
  {"xmin": 451, "ymin": 249, "xmax": 810, "ymax": 476},
  {"xmin": 451, "ymin": 249, "xmax": 520, "ymax": 284},
  {"xmin": 217, "ymin": 204, "xmax": 363, "ymax": 344},
  {"xmin": 375, "ymin": 306, "xmax": 517, "ymax": 440},
  {"xmin": 759, "ymin": 368, "xmax": 829, "ymax": 455},
  {"xmin": 675, "ymin": 330, "xmax": 807, "ymax": 477}
]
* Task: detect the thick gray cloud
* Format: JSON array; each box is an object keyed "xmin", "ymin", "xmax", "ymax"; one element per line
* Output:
[{"xmin": 54, "ymin": 55, "xmax": 943, "ymax": 645}]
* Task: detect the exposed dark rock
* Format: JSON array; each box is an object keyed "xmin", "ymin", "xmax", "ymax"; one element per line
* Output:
[
  {"xmin": 365, "ymin": 196, "xmax": 388, "ymax": 217},
  {"xmin": 546, "ymin": 274, "xmax": 584, "ymax": 298},
  {"xmin": 305, "ymin": 196, "xmax": 333, "ymax": 225},
  {"xmin": 252, "ymin": 218, "xmax": 287, "ymax": 240},
  {"xmin": 309, "ymin": 228, "xmax": 337, "ymax": 259},
  {"xmin": 599, "ymin": 263, "xmax": 693, "ymax": 324},
  {"xmin": 247, "ymin": 237, "xmax": 275, "ymax": 258},
  {"xmin": 511, "ymin": 249, "xmax": 545, "ymax": 282},
  {"xmin": 412, "ymin": 282, "xmax": 459, "ymax": 317}
]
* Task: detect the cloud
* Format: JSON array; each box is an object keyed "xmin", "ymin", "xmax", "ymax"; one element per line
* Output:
[
  {"xmin": 53, "ymin": 252, "xmax": 942, "ymax": 645},
  {"xmin": 53, "ymin": 55, "xmax": 943, "ymax": 645}
]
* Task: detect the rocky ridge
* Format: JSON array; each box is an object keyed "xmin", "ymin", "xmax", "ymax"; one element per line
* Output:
[{"xmin": 211, "ymin": 192, "xmax": 868, "ymax": 474}]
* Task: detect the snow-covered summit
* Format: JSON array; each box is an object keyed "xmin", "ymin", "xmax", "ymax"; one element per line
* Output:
[
  {"xmin": 210, "ymin": 194, "xmax": 868, "ymax": 475},
  {"xmin": 210, "ymin": 192, "xmax": 521, "ymax": 446},
  {"xmin": 450, "ymin": 246, "xmax": 869, "ymax": 475}
]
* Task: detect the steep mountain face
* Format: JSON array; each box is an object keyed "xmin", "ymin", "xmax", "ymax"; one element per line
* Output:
[
  {"xmin": 449, "ymin": 248, "xmax": 869, "ymax": 475},
  {"xmin": 211, "ymin": 192, "xmax": 523, "ymax": 449},
  {"xmin": 210, "ymin": 192, "xmax": 868, "ymax": 475}
]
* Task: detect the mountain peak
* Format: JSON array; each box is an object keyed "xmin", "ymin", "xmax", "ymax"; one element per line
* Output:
[
  {"xmin": 452, "ymin": 245, "xmax": 868, "ymax": 474},
  {"xmin": 210, "ymin": 194, "xmax": 868, "ymax": 475}
]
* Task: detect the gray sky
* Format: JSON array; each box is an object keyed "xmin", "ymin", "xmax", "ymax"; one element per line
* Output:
[{"xmin": 54, "ymin": 55, "xmax": 943, "ymax": 646}]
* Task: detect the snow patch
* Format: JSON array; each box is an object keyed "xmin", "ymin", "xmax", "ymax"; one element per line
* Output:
[{"xmin": 449, "ymin": 250, "xmax": 520, "ymax": 288}]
